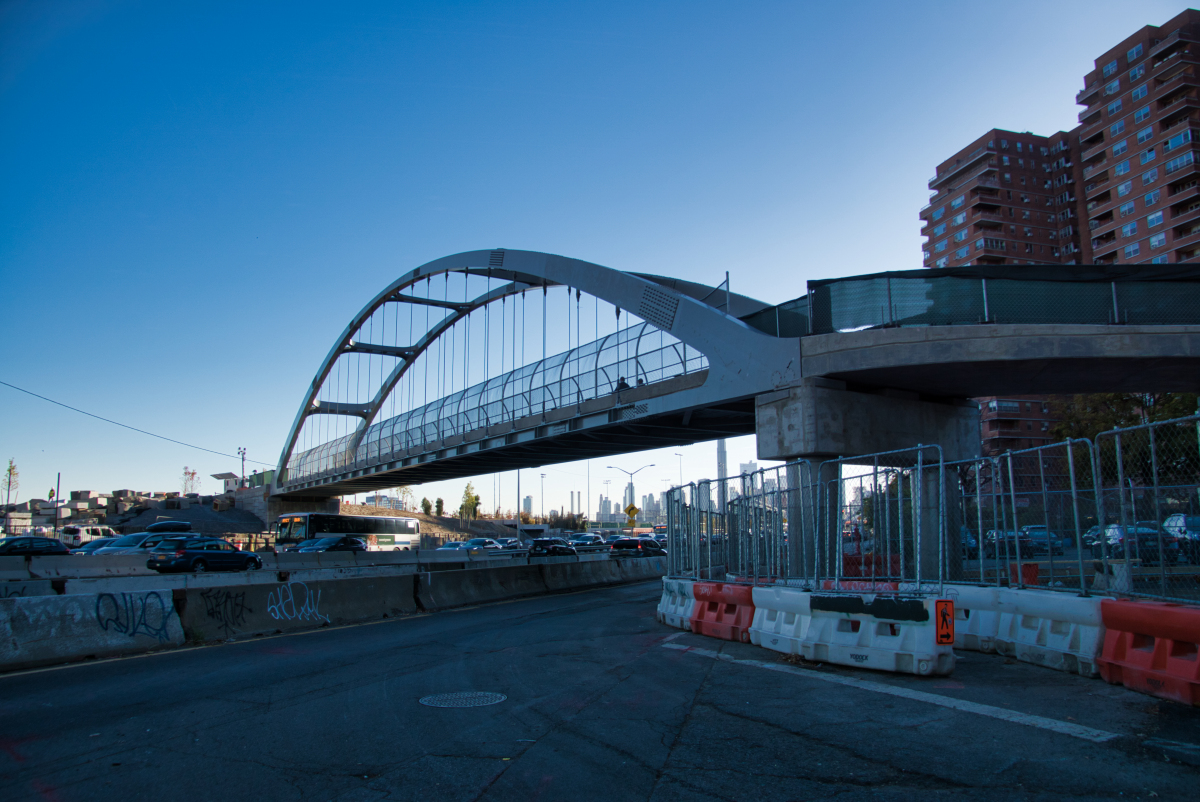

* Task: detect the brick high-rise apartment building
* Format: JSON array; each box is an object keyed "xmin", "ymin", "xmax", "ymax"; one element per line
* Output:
[
  {"xmin": 921, "ymin": 7, "xmax": 1200, "ymax": 267},
  {"xmin": 921, "ymin": 9, "xmax": 1200, "ymax": 459}
]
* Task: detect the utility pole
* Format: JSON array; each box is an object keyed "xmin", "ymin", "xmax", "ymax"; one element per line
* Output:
[
  {"xmin": 54, "ymin": 472, "xmax": 61, "ymax": 537},
  {"xmin": 238, "ymin": 447, "xmax": 247, "ymax": 487},
  {"xmin": 540, "ymin": 473, "xmax": 546, "ymax": 522}
]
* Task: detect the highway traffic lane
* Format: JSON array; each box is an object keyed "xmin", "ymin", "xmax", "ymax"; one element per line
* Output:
[{"xmin": 0, "ymin": 581, "xmax": 1197, "ymax": 801}]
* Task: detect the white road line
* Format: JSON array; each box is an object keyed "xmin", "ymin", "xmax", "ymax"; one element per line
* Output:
[{"xmin": 662, "ymin": 643, "xmax": 1120, "ymax": 744}]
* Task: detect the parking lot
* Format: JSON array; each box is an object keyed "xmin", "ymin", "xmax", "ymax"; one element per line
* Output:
[{"xmin": 1, "ymin": 580, "xmax": 1198, "ymax": 801}]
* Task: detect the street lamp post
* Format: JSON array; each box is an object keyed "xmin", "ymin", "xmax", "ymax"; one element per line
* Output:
[
  {"xmin": 607, "ymin": 464, "xmax": 655, "ymax": 518},
  {"xmin": 540, "ymin": 473, "xmax": 546, "ymax": 522},
  {"xmin": 674, "ymin": 452, "xmax": 684, "ymax": 488},
  {"xmin": 238, "ymin": 447, "xmax": 247, "ymax": 487}
]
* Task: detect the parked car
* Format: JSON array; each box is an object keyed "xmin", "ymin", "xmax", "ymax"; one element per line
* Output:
[
  {"xmin": 71, "ymin": 537, "xmax": 119, "ymax": 555},
  {"xmin": 495, "ymin": 537, "xmax": 523, "ymax": 549},
  {"xmin": 982, "ymin": 530, "xmax": 1038, "ymax": 559},
  {"xmin": 1163, "ymin": 514, "xmax": 1200, "ymax": 562},
  {"xmin": 529, "ymin": 538, "xmax": 577, "ymax": 557},
  {"xmin": 1092, "ymin": 523, "xmax": 1179, "ymax": 566},
  {"xmin": 93, "ymin": 532, "xmax": 177, "ymax": 555},
  {"xmin": 1020, "ymin": 525, "xmax": 1065, "ymax": 556},
  {"xmin": 0, "ymin": 536, "xmax": 70, "ymax": 556},
  {"xmin": 59, "ymin": 525, "xmax": 119, "ymax": 548},
  {"xmin": 145, "ymin": 520, "xmax": 193, "ymax": 533},
  {"xmin": 569, "ymin": 533, "xmax": 605, "ymax": 547},
  {"xmin": 285, "ymin": 536, "xmax": 366, "ymax": 553},
  {"xmin": 603, "ymin": 533, "xmax": 625, "ymax": 545},
  {"xmin": 436, "ymin": 541, "xmax": 466, "ymax": 551},
  {"xmin": 959, "ymin": 527, "xmax": 979, "ymax": 560},
  {"xmin": 610, "ymin": 537, "xmax": 666, "ymax": 557},
  {"xmin": 147, "ymin": 536, "xmax": 264, "ymax": 573}
]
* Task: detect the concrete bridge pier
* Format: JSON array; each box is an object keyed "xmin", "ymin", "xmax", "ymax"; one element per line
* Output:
[{"xmin": 759, "ymin": 378, "xmax": 979, "ymax": 585}]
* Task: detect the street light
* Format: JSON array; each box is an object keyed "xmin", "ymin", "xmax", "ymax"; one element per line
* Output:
[
  {"xmin": 607, "ymin": 464, "xmax": 654, "ymax": 512},
  {"xmin": 238, "ymin": 447, "xmax": 247, "ymax": 487},
  {"xmin": 540, "ymin": 473, "xmax": 546, "ymax": 521},
  {"xmin": 674, "ymin": 452, "xmax": 684, "ymax": 488}
]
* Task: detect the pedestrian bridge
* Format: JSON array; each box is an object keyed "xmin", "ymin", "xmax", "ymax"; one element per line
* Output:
[{"xmin": 273, "ymin": 252, "xmax": 1200, "ymax": 498}]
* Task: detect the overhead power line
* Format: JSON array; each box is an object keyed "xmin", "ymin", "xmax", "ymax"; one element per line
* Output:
[{"xmin": 0, "ymin": 379, "xmax": 275, "ymax": 467}]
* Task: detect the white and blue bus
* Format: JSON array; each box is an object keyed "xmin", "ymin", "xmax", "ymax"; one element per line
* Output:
[{"xmin": 275, "ymin": 513, "xmax": 420, "ymax": 551}]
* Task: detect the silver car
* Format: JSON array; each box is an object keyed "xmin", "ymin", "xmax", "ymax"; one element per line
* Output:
[{"xmin": 93, "ymin": 532, "xmax": 173, "ymax": 555}]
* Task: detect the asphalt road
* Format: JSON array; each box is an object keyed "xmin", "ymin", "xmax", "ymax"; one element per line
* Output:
[{"xmin": 2, "ymin": 581, "xmax": 1199, "ymax": 801}]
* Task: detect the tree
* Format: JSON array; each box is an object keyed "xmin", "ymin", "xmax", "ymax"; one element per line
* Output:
[
  {"xmin": 181, "ymin": 466, "xmax": 200, "ymax": 494},
  {"xmin": 1049, "ymin": 393, "xmax": 1199, "ymax": 442},
  {"xmin": 459, "ymin": 482, "xmax": 479, "ymax": 519},
  {"xmin": 421, "ymin": 497, "xmax": 433, "ymax": 515},
  {"xmin": 2, "ymin": 459, "xmax": 17, "ymax": 534},
  {"xmin": 435, "ymin": 498, "xmax": 444, "ymax": 516},
  {"xmin": 395, "ymin": 485, "xmax": 414, "ymax": 510}
]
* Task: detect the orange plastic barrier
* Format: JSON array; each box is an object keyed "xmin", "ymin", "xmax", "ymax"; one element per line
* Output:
[
  {"xmin": 842, "ymin": 554, "xmax": 902, "ymax": 579},
  {"xmin": 1097, "ymin": 599, "xmax": 1200, "ymax": 706},
  {"xmin": 1007, "ymin": 562, "xmax": 1040, "ymax": 586},
  {"xmin": 690, "ymin": 582, "xmax": 755, "ymax": 643}
]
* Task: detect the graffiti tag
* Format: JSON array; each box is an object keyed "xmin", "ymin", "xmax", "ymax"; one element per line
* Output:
[
  {"xmin": 266, "ymin": 582, "xmax": 330, "ymax": 624},
  {"xmin": 199, "ymin": 588, "xmax": 250, "ymax": 638},
  {"xmin": 95, "ymin": 592, "xmax": 174, "ymax": 641},
  {"xmin": 1, "ymin": 586, "xmax": 29, "ymax": 599}
]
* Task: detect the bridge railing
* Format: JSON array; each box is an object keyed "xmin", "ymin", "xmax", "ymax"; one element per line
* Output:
[
  {"xmin": 284, "ymin": 323, "xmax": 708, "ymax": 486},
  {"xmin": 804, "ymin": 265, "xmax": 1200, "ymax": 334}
]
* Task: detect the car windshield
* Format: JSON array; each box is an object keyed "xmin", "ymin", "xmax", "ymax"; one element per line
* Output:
[
  {"xmin": 443, "ymin": 542, "xmax": 463, "ymax": 548},
  {"xmin": 295, "ymin": 539, "xmax": 325, "ymax": 548},
  {"xmin": 465, "ymin": 539, "xmax": 490, "ymax": 546},
  {"xmin": 306, "ymin": 538, "xmax": 340, "ymax": 547},
  {"xmin": 108, "ymin": 534, "xmax": 146, "ymax": 547}
]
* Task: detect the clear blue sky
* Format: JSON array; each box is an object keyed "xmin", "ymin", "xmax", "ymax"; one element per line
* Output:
[{"xmin": 0, "ymin": 0, "xmax": 1186, "ymax": 513}]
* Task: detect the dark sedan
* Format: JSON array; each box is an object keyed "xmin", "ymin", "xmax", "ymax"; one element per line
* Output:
[
  {"xmin": 285, "ymin": 536, "xmax": 366, "ymax": 553},
  {"xmin": 610, "ymin": 537, "xmax": 666, "ymax": 557},
  {"xmin": 0, "ymin": 536, "xmax": 70, "ymax": 556},
  {"xmin": 147, "ymin": 537, "xmax": 264, "ymax": 573},
  {"xmin": 529, "ymin": 538, "xmax": 577, "ymax": 556}
]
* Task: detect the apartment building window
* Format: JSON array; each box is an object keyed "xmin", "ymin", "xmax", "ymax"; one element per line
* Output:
[
  {"xmin": 933, "ymin": 223, "xmax": 946, "ymax": 236},
  {"xmin": 1131, "ymin": 84, "xmax": 1147, "ymax": 102},
  {"xmin": 1166, "ymin": 152, "xmax": 1196, "ymax": 175},
  {"xmin": 955, "ymin": 247, "xmax": 970, "ymax": 259},
  {"xmin": 1142, "ymin": 168, "xmax": 1158, "ymax": 185},
  {"xmin": 936, "ymin": 257, "xmax": 949, "ymax": 267},
  {"xmin": 1137, "ymin": 127, "xmax": 1153, "ymax": 145},
  {"xmin": 1111, "ymin": 120, "xmax": 1126, "ymax": 135},
  {"xmin": 1151, "ymin": 255, "xmax": 1169, "ymax": 263},
  {"xmin": 1119, "ymin": 201, "xmax": 1135, "ymax": 216},
  {"xmin": 935, "ymin": 239, "xmax": 947, "ymax": 252},
  {"xmin": 1003, "ymin": 172, "xmax": 1012, "ymax": 183},
  {"xmin": 933, "ymin": 207, "xmax": 945, "ymax": 220},
  {"xmin": 954, "ymin": 230, "xmax": 968, "ymax": 242},
  {"xmin": 1108, "ymin": 99, "xmax": 1123, "ymax": 115},
  {"xmin": 1104, "ymin": 79, "xmax": 1120, "ymax": 95},
  {"xmin": 1022, "ymin": 210, "xmax": 1031, "ymax": 220},
  {"xmin": 923, "ymin": 250, "xmax": 931, "ymax": 260},
  {"xmin": 1134, "ymin": 106, "xmax": 1150, "ymax": 124},
  {"xmin": 1024, "ymin": 227, "xmax": 1033, "ymax": 237},
  {"xmin": 1002, "ymin": 155, "xmax": 1010, "ymax": 166},
  {"xmin": 1128, "ymin": 43, "xmax": 1143, "ymax": 62},
  {"xmin": 1017, "ymin": 142, "xmax": 1023, "ymax": 153},
  {"xmin": 1000, "ymin": 139, "xmax": 1008, "ymax": 149},
  {"xmin": 1124, "ymin": 242, "xmax": 1140, "ymax": 259},
  {"xmin": 1118, "ymin": 180, "xmax": 1133, "ymax": 197},
  {"xmin": 1130, "ymin": 64, "xmax": 1145, "ymax": 81},
  {"xmin": 1114, "ymin": 159, "xmax": 1130, "ymax": 176},
  {"xmin": 1164, "ymin": 130, "xmax": 1192, "ymax": 153},
  {"xmin": 1150, "ymin": 232, "xmax": 1166, "ymax": 249},
  {"xmin": 1112, "ymin": 139, "xmax": 1128, "ymax": 156},
  {"xmin": 1140, "ymin": 148, "xmax": 1156, "ymax": 164},
  {"xmin": 1103, "ymin": 59, "xmax": 1118, "ymax": 77},
  {"xmin": 1145, "ymin": 189, "xmax": 1161, "ymax": 205},
  {"xmin": 1121, "ymin": 222, "xmax": 1137, "ymax": 237},
  {"xmin": 951, "ymin": 212, "xmax": 965, "ymax": 225},
  {"xmin": 1147, "ymin": 210, "xmax": 1163, "ymax": 227},
  {"xmin": 950, "ymin": 195, "xmax": 965, "ymax": 209}
]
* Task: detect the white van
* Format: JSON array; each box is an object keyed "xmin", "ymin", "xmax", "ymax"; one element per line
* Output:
[{"xmin": 60, "ymin": 525, "xmax": 120, "ymax": 548}]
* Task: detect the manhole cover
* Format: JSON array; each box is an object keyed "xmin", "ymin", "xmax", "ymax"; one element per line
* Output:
[{"xmin": 419, "ymin": 692, "xmax": 507, "ymax": 708}]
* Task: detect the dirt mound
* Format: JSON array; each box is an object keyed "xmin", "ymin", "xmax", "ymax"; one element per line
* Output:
[{"xmin": 122, "ymin": 505, "xmax": 266, "ymax": 535}]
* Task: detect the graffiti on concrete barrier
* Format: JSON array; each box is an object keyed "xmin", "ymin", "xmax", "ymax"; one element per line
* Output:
[
  {"xmin": 95, "ymin": 592, "xmax": 174, "ymax": 641},
  {"xmin": 1, "ymin": 585, "xmax": 29, "ymax": 598},
  {"xmin": 267, "ymin": 582, "xmax": 330, "ymax": 624},
  {"xmin": 199, "ymin": 588, "xmax": 250, "ymax": 638}
]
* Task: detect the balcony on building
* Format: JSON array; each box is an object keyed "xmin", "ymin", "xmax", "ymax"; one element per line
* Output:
[
  {"xmin": 1170, "ymin": 194, "xmax": 1200, "ymax": 228},
  {"xmin": 1088, "ymin": 209, "xmax": 1115, "ymax": 232},
  {"xmin": 1076, "ymin": 80, "xmax": 1101, "ymax": 105},
  {"xmin": 1158, "ymin": 94, "xmax": 1200, "ymax": 128},
  {"xmin": 1151, "ymin": 28, "xmax": 1199, "ymax": 62},
  {"xmin": 1081, "ymin": 138, "xmax": 1108, "ymax": 162},
  {"xmin": 1082, "ymin": 160, "xmax": 1108, "ymax": 180},
  {"xmin": 1078, "ymin": 104, "xmax": 1103, "ymax": 125},
  {"xmin": 971, "ymin": 209, "xmax": 1005, "ymax": 230},
  {"xmin": 1083, "ymin": 175, "xmax": 1111, "ymax": 201},
  {"xmin": 928, "ymin": 147, "xmax": 996, "ymax": 191}
]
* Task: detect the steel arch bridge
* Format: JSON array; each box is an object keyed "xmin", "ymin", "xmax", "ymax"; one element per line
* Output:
[{"xmin": 273, "ymin": 249, "xmax": 801, "ymax": 498}]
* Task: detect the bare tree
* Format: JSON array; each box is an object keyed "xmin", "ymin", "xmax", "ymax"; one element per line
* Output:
[
  {"xmin": 182, "ymin": 466, "xmax": 200, "ymax": 495},
  {"xmin": 2, "ymin": 459, "xmax": 17, "ymax": 534}
]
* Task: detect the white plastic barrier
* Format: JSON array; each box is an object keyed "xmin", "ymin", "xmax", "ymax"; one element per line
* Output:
[
  {"xmin": 941, "ymin": 584, "xmax": 1010, "ymax": 654},
  {"xmin": 799, "ymin": 594, "xmax": 955, "ymax": 676},
  {"xmin": 657, "ymin": 578, "xmax": 695, "ymax": 630},
  {"xmin": 994, "ymin": 588, "xmax": 1104, "ymax": 677},
  {"xmin": 749, "ymin": 585, "xmax": 813, "ymax": 654}
]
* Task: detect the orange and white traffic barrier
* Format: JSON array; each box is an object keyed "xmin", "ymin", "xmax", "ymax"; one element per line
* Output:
[
  {"xmin": 690, "ymin": 582, "xmax": 755, "ymax": 643},
  {"xmin": 657, "ymin": 578, "xmax": 696, "ymax": 630},
  {"xmin": 1098, "ymin": 599, "xmax": 1200, "ymax": 706}
]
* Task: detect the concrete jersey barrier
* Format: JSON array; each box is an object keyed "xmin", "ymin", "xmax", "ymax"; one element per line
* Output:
[
  {"xmin": 0, "ymin": 589, "xmax": 185, "ymax": 671},
  {"xmin": 416, "ymin": 565, "xmax": 549, "ymax": 610}
]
